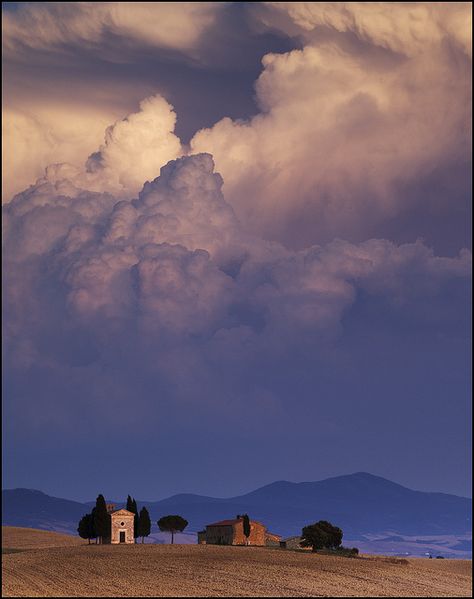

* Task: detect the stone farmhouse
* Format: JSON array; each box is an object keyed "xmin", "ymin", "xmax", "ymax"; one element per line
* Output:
[
  {"xmin": 197, "ymin": 516, "xmax": 280, "ymax": 546},
  {"xmin": 104, "ymin": 503, "xmax": 135, "ymax": 544}
]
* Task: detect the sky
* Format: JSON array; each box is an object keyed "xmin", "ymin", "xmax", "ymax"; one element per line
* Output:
[{"xmin": 2, "ymin": 2, "xmax": 472, "ymax": 502}]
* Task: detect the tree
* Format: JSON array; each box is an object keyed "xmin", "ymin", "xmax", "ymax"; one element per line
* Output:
[
  {"xmin": 316, "ymin": 520, "xmax": 343, "ymax": 549},
  {"xmin": 157, "ymin": 515, "xmax": 188, "ymax": 544},
  {"xmin": 126, "ymin": 495, "xmax": 139, "ymax": 542},
  {"xmin": 91, "ymin": 507, "xmax": 98, "ymax": 544},
  {"xmin": 242, "ymin": 514, "xmax": 251, "ymax": 546},
  {"xmin": 77, "ymin": 513, "xmax": 96, "ymax": 544},
  {"xmin": 138, "ymin": 507, "xmax": 151, "ymax": 543},
  {"xmin": 93, "ymin": 494, "xmax": 111, "ymax": 544},
  {"xmin": 132, "ymin": 498, "xmax": 139, "ymax": 541},
  {"xmin": 300, "ymin": 520, "xmax": 343, "ymax": 553}
]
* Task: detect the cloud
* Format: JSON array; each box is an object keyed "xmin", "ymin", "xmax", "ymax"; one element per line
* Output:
[
  {"xmin": 84, "ymin": 95, "xmax": 182, "ymax": 196},
  {"xmin": 191, "ymin": 35, "xmax": 471, "ymax": 248},
  {"xmin": 5, "ymin": 2, "xmax": 470, "ymax": 256},
  {"xmin": 3, "ymin": 94, "xmax": 182, "ymax": 206},
  {"xmin": 4, "ymin": 152, "xmax": 470, "ymax": 428},
  {"xmin": 2, "ymin": 103, "xmax": 121, "ymax": 201},
  {"xmin": 1, "ymin": 2, "xmax": 228, "ymax": 203},
  {"xmin": 2, "ymin": 2, "xmax": 223, "ymax": 58},
  {"xmin": 254, "ymin": 2, "xmax": 472, "ymax": 58},
  {"xmin": 2, "ymin": 3, "xmax": 471, "ymax": 499}
]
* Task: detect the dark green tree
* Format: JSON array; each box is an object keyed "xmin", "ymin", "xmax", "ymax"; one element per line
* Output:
[
  {"xmin": 138, "ymin": 507, "xmax": 151, "ymax": 543},
  {"xmin": 300, "ymin": 520, "xmax": 343, "ymax": 553},
  {"xmin": 126, "ymin": 495, "xmax": 139, "ymax": 542},
  {"xmin": 91, "ymin": 507, "xmax": 98, "ymax": 544},
  {"xmin": 157, "ymin": 515, "xmax": 188, "ymax": 544},
  {"xmin": 132, "ymin": 498, "xmax": 139, "ymax": 541},
  {"xmin": 242, "ymin": 514, "xmax": 251, "ymax": 545},
  {"xmin": 77, "ymin": 514, "xmax": 89, "ymax": 542},
  {"xmin": 93, "ymin": 494, "xmax": 111, "ymax": 544},
  {"xmin": 77, "ymin": 513, "xmax": 96, "ymax": 544}
]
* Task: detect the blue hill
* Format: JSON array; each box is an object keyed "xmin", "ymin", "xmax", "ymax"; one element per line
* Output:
[{"xmin": 3, "ymin": 472, "xmax": 470, "ymax": 542}]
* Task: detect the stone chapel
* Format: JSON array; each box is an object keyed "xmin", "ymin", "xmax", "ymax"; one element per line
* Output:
[{"xmin": 106, "ymin": 503, "xmax": 135, "ymax": 544}]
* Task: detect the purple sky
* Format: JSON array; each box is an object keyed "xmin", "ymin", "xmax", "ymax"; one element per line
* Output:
[{"xmin": 2, "ymin": 2, "xmax": 472, "ymax": 501}]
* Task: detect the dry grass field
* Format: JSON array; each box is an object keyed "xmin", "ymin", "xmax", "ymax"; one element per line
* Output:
[{"xmin": 2, "ymin": 527, "xmax": 471, "ymax": 597}]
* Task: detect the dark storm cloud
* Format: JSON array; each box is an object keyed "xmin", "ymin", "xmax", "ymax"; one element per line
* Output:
[
  {"xmin": 3, "ymin": 151, "xmax": 471, "ymax": 498},
  {"xmin": 2, "ymin": 2, "xmax": 471, "ymax": 500}
]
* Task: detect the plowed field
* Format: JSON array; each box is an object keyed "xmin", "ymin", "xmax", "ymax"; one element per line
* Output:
[{"xmin": 2, "ymin": 527, "xmax": 471, "ymax": 597}]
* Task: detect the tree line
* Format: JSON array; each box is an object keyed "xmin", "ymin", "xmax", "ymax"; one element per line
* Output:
[{"xmin": 77, "ymin": 494, "xmax": 189, "ymax": 544}]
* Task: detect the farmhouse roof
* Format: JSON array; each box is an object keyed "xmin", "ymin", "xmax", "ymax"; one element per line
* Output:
[
  {"xmin": 206, "ymin": 519, "xmax": 239, "ymax": 527},
  {"xmin": 207, "ymin": 518, "xmax": 265, "ymax": 527}
]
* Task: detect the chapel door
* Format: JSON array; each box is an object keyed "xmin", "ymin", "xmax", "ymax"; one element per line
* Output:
[{"xmin": 120, "ymin": 531, "xmax": 126, "ymax": 543}]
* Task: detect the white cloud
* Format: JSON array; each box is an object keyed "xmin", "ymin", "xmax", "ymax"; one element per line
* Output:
[
  {"xmin": 3, "ymin": 94, "xmax": 183, "ymax": 207},
  {"xmin": 4, "ymin": 2, "xmax": 470, "ymax": 255},
  {"xmin": 191, "ymin": 37, "xmax": 470, "ymax": 245},
  {"xmin": 2, "ymin": 2, "xmax": 221, "ymax": 203},
  {"xmin": 84, "ymin": 95, "xmax": 182, "ymax": 197},
  {"xmin": 255, "ymin": 2, "xmax": 472, "ymax": 57},
  {"xmin": 2, "ymin": 104, "xmax": 118, "ymax": 201}
]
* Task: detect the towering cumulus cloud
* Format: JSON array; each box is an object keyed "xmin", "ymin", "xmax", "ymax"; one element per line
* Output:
[
  {"xmin": 4, "ymin": 128, "xmax": 471, "ymax": 435},
  {"xmin": 2, "ymin": 2, "xmax": 471, "ymax": 497},
  {"xmin": 192, "ymin": 2, "xmax": 471, "ymax": 248},
  {"xmin": 84, "ymin": 95, "xmax": 182, "ymax": 196},
  {"xmin": 2, "ymin": 2, "xmax": 221, "ymax": 200}
]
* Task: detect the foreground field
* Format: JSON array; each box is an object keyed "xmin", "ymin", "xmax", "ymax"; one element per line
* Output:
[{"xmin": 2, "ymin": 527, "xmax": 471, "ymax": 597}]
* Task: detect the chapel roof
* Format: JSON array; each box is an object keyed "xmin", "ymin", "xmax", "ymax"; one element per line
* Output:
[{"xmin": 110, "ymin": 508, "xmax": 135, "ymax": 517}]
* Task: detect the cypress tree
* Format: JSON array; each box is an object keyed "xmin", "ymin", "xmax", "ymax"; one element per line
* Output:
[
  {"xmin": 242, "ymin": 514, "xmax": 251, "ymax": 545},
  {"xmin": 126, "ymin": 496, "xmax": 139, "ymax": 542},
  {"xmin": 93, "ymin": 494, "xmax": 111, "ymax": 544},
  {"xmin": 87, "ymin": 512, "xmax": 97, "ymax": 543},
  {"xmin": 137, "ymin": 507, "xmax": 151, "ymax": 543},
  {"xmin": 78, "ymin": 514, "xmax": 92, "ymax": 544},
  {"xmin": 132, "ymin": 499, "xmax": 139, "ymax": 541},
  {"xmin": 91, "ymin": 507, "xmax": 98, "ymax": 544}
]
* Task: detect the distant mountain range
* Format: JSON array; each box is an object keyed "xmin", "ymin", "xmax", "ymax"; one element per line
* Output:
[{"xmin": 3, "ymin": 472, "xmax": 471, "ymax": 556}]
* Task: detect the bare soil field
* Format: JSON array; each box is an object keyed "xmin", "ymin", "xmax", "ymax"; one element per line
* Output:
[
  {"xmin": 2, "ymin": 527, "xmax": 471, "ymax": 597},
  {"xmin": 2, "ymin": 527, "xmax": 84, "ymax": 550}
]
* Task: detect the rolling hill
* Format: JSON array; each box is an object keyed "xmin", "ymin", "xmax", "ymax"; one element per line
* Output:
[
  {"xmin": 3, "ymin": 528, "xmax": 472, "ymax": 597},
  {"xmin": 3, "ymin": 472, "xmax": 471, "ymax": 554}
]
